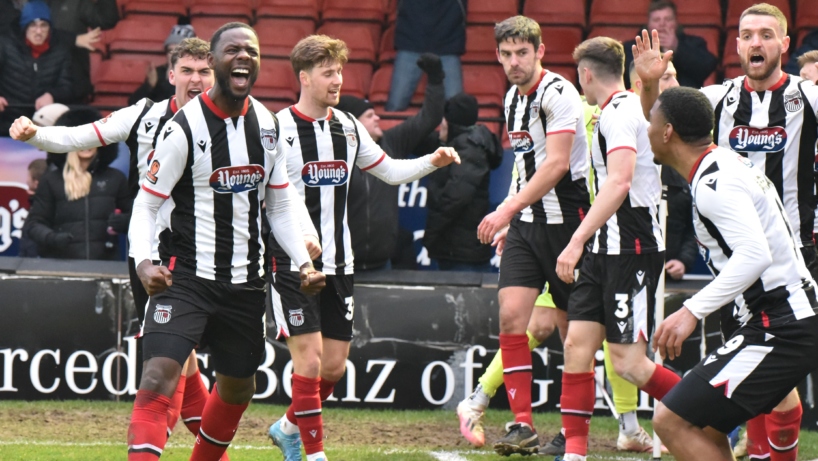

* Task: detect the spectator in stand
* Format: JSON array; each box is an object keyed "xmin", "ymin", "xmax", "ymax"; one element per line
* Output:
[
  {"xmin": 0, "ymin": 0, "xmax": 22, "ymax": 30},
  {"xmin": 45, "ymin": 0, "xmax": 119, "ymax": 103},
  {"xmin": 386, "ymin": 0, "xmax": 465, "ymax": 111},
  {"xmin": 624, "ymin": 0, "xmax": 717, "ymax": 89},
  {"xmin": 797, "ymin": 50, "xmax": 818, "ymax": 83},
  {"xmin": 23, "ymin": 108, "xmax": 130, "ymax": 260},
  {"xmin": 128, "ymin": 22, "xmax": 195, "ymax": 106},
  {"xmin": 785, "ymin": 30, "xmax": 818, "ymax": 75},
  {"xmin": 0, "ymin": 0, "xmax": 75, "ymax": 137},
  {"xmin": 18, "ymin": 158, "xmax": 48, "ymax": 257},
  {"xmin": 338, "ymin": 53, "xmax": 446, "ymax": 271},
  {"xmin": 421, "ymin": 93, "xmax": 502, "ymax": 271},
  {"xmin": 628, "ymin": 60, "xmax": 697, "ymax": 280}
]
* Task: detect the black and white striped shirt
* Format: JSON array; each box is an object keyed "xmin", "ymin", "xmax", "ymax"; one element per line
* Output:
[
  {"xmin": 686, "ymin": 145, "xmax": 816, "ymax": 325},
  {"xmin": 701, "ymin": 74, "xmax": 818, "ymax": 247},
  {"xmin": 136, "ymin": 93, "xmax": 303, "ymax": 283},
  {"xmin": 272, "ymin": 106, "xmax": 438, "ymax": 275},
  {"xmin": 590, "ymin": 91, "xmax": 664, "ymax": 255},
  {"xmin": 504, "ymin": 70, "xmax": 591, "ymax": 223},
  {"xmin": 26, "ymin": 97, "xmax": 178, "ymax": 259}
]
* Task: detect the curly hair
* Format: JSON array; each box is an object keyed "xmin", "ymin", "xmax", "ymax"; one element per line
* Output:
[{"xmin": 656, "ymin": 87, "xmax": 714, "ymax": 143}]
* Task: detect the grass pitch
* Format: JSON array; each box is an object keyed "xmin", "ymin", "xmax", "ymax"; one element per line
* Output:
[{"xmin": 2, "ymin": 400, "xmax": 818, "ymax": 460}]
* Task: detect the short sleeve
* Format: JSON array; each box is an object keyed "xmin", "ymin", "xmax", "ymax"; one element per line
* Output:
[
  {"xmin": 599, "ymin": 99, "xmax": 641, "ymax": 154},
  {"xmin": 353, "ymin": 118, "xmax": 387, "ymax": 171},
  {"xmin": 542, "ymin": 80, "xmax": 582, "ymax": 135},
  {"xmin": 92, "ymin": 98, "xmax": 150, "ymax": 145},
  {"xmin": 141, "ymin": 120, "xmax": 188, "ymax": 199},
  {"xmin": 799, "ymin": 79, "xmax": 818, "ymax": 117}
]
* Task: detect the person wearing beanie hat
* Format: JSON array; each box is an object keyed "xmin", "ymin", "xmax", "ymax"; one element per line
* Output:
[
  {"xmin": 128, "ymin": 20, "xmax": 195, "ymax": 105},
  {"xmin": 423, "ymin": 92, "xmax": 503, "ymax": 271},
  {"xmin": 0, "ymin": 0, "xmax": 74, "ymax": 136}
]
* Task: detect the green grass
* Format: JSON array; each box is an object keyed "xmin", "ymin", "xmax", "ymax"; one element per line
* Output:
[{"xmin": 1, "ymin": 401, "xmax": 818, "ymax": 460}]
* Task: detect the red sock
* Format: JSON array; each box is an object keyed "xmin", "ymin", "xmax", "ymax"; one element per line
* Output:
[
  {"xmin": 285, "ymin": 377, "xmax": 338, "ymax": 426},
  {"xmin": 292, "ymin": 374, "xmax": 324, "ymax": 455},
  {"xmin": 767, "ymin": 403, "xmax": 802, "ymax": 461},
  {"xmin": 560, "ymin": 372, "xmax": 595, "ymax": 456},
  {"xmin": 747, "ymin": 414, "xmax": 771, "ymax": 460},
  {"xmin": 181, "ymin": 373, "xmax": 208, "ymax": 435},
  {"xmin": 500, "ymin": 333, "xmax": 533, "ymax": 427},
  {"xmin": 128, "ymin": 390, "xmax": 171, "ymax": 460},
  {"xmin": 640, "ymin": 365, "xmax": 680, "ymax": 400},
  {"xmin": 166, "ymin": 374, "xmax": 186, "ymax": 437},
  {"xmin": 190, "ymin": 384, "xmax": 248, "ymax": 461}
]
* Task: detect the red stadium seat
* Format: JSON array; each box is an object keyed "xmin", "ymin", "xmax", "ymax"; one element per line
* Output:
[
  {"xmin": 462, "ymin": 65, "xmax": 507, "ymax": 108},
  {"xmin": 523, "ymin": 0, "xmax": 585, "ymax": 28},
  {"xmin": 107, "ymin": 17, "xmax": 178, "ymax": 55},
  {"xmin": 92, "ymin": 94, "xmax": 131, "ymax": 109},
  {"xmin": 322, "ymin": 0, "xmax": 386, "ymax": 23},
  {"xmin": 94, "ymin": 58, "xmax": 150, "ymax": 95},
  {"xmin": 589, "ymin": 0, "xmax": 650, "ymax": 27},
  {"xmin": 587, "ymin": 26, "xmax": 641, "ymax": 44},
  {"xmin": 796, "ymin": 0, "xmax": 818, "ymax": 33},
  {"xmin": 385, "ymin": 0, "xmax": 397, "ymax": 24},
  {"xmin": 542, "ymin": 26, "xmax": 583, "ymax": 65},
  {"xmin": 726, "ymin": 0, "xmax": 791, "ymax": 29},
  {"xmin": 685, "ymin": 27, "xmax": 721, "ymax": 58},
  {"xmin": 724, "ymin": 65, "xmax": 744, "ymax": 79},
  {"xmin": 344, "ymin": 62, "xmax": 374, "ymax": 96},
  {"xmin": 340, "ymin": 64, "xmax": 368, "ymax": 99},
  {"xmin": 673, "ymin": 0, "xmax": 722, "ymax": 28},
  {"xmin": 122, "ymin": 0, "xmax": 187, "ymax": 19},
  {"xmin": 467, "ymin": 0, "xmax": 519, "ymax": 25},
  {"xmin": 379, "ymin": 24, "xmax": 396, "ymax": 64},
  {"xmin": 190, "ymin": 17, "xmax": 250, "ymax": 43},
  {"xmin": 253, "ymin": 60, "xmax": 299, "ymax": 104},
  {"xmin": 368, "ymin": 65, "xmax": 425, "ymax": 106},
  {"xmin": 256, "ymin": 19, "xmax": 315, "ymax": 59},
  {"xmin": 479, "ymin": 106, "xmax": 503, "ymax": 137},
  {"xmin": 90, "ymin": 52, "xmax": 103, "ymax": 86},
  {"xmin": 256, "ymin": 0, "xmax": 320, "ymax": 23},
  {"xmin": 317, "ymin": 22, "xmax": 379, "ymax": 63},
  {"xmin": 463, "ymin": 26, "xmax": 498, "ymax": 65},
  {"xmin": 189, "ymin": 0, "xmax": 253, "ymax": 21}
]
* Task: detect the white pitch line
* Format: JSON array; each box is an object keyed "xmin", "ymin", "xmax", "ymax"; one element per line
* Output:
[
  {"xmin": 429, "ymin": 451, "xmax": 471, "ymax": 461},
  {"xmin": 0, "ymin": 440, "xmax": 273, "ymax": 450}
]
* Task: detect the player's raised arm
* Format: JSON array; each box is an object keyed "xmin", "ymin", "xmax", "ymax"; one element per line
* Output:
[
  {"xmin": 633, "ymin": 29, "xmax": 673, "ymax": 120},
  {"xmin": 11, "ymin": 99, "xmax": 150, "ymax": 152}
]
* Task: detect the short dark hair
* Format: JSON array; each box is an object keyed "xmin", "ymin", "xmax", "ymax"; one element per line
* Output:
[
  {"xmin": 573, "ymin": 37, "xmax": 625, "ymax": 81},
  {"xmin": 28, "ymin": 158, "xmax": 47, "ymax": 182},
  {"xmin": 740, "ymin": 3, "xmax": 787, "ymax": 35},
  {"xmin": 210, "ymin": 22, "xmax": 256, "ymax": 52},
  {"xmin": 494, "ymin": 16, "xmax": 542, "ymax": 49},
  {"xmin": 170, "ymin": 37, "xmax": 209, "ymax": 67},
  {"xmin": 656, "ymin": 87, "xmax": 714, "ymax": 143},
  {"xmin": 648, "ymin": 0, "xmax": 677, "ymax": 18}
]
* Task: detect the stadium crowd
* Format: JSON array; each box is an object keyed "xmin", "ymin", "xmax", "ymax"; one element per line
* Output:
[{"xmin": 3, "ymin": 0, "xmax": 818, "ymax": 461}]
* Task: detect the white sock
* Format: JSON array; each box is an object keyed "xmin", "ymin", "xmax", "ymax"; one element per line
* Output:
[
  {"xmin": 306, "ymin": 451, "xmax": 327, "ymax": 461},
  {"xmin": 467, "ymin": 384, "xmax": 490, "ymax": 410},
  {"xmin": 560, "ymin": 427, "xmax": 566, "ymax": 436},
  {"xmin": 619, "ymin": 411, "xmax": 640, "ymax": 436},
  {"xmin": 279, "ymin": 414, "xmax": 299, "ymax": 435}
]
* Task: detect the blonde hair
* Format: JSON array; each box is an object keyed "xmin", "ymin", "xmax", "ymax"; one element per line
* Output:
[
  {"xmin": 798, "ymin": 50, "xmax": 818, "ymax": 68},
  {"xmin": 740, "ymin": 3, "xmax": 788, "ymax": 35},
  {"xmin": 290, "ymin": 34, "xmax": 349, "ymax": 79},
  {"xmin": 63, "ymin": 151, "xmax": 92, "ymax": 201}
]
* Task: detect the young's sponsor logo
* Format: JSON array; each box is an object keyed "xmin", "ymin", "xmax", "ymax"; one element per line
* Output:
[
  {"xmin": 209, "ymin": 165, "xmax": 265, "ymax": 193},
  {"xmin": 509, "ymin": 131, "xmax": 534, "ymax": 153},
  {"xmin": 728, "ymin": 126, "xmax": 786, "ymax": 152},
  {"xmin": 301, "ymin": 160, "xmax": 349, "ymax": 187}
]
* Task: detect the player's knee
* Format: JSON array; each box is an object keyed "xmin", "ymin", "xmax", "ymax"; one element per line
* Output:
[
  {"xmin": 139, "ymin": 359, "xmax": 181, "ymax": 395},
  {"xmin": 652, "ymin": 402, "xmax": 682, "ymax": 439},
  {"xmin": 216, "ymin": 376, "xmax": 256, "ymax": 404},
  {"xmin": 499, "ymin": 307, "xmax": 528, "ymax": 334},
  {"xmin": 321, "ymin": 363, "xmax": 346, "ymax": 383},
  {"xmin": 562, "ymin": 334, "xmax": 592, "ymax": 367}
]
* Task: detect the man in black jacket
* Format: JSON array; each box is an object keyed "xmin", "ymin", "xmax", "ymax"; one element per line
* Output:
[
  {"xmin": 46, "ymin": 0, "xmax": 119, "ymax": 102},
  {"xmin": 0, "ymin": 0, "xmax": 74, "ymax": 136},
  {"xmin": 623, "ymin": 0, "xmax": 717, "ymax": 89},
  {"xmin": 337, "ymin": 53, "xmax": 445, "ymax": 270},
  {"xmin": 128, "ymin": 23, "xmax": 195, "ymax": 106},
  {"xmin": 423, "ymin": 93, "xmax": 503, "ymax": 271}
]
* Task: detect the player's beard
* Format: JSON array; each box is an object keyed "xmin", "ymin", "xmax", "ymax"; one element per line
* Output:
[
  {"xmin": 507, "ymin": 66, "xmax": 536, "ymax": 88},
  {"xmin": 216, "ymin": 70, "xmax": 257, "ymax": 101},
  {"xmin": 740, "ymin": 53, "xmax": 781, "ymax": 82}
]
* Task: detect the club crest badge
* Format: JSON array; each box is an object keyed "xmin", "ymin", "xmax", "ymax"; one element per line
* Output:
[
  {"xmin": 289, "ymin": 309, "xmax": 305, "ymax": 327},
  {"xmin": 344, "ymin": 127, "xmax": 358, "ymax": 147},
  {"xmin": 784, "ymin": 90, "xmax": 803, "ymax": 112},
  {"xmin": 530, "ymin": 100, "xmax": 541, "ymax": 118},
  {"xmin": 154, "ymin": 305, "xmax": 172, "ymax": 324},
  {"xmin": 260, "ymin": 127, "xmax": 277, "ymax": 150}
]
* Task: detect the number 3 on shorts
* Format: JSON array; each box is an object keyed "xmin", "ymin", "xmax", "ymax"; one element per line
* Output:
[
  {"xmin": 345, "ymin": 296, "xmax": 354, "ymax": 321},
  {"xmin": 614, "ymin": 293, "xmax": 629, "ymax": 319}
]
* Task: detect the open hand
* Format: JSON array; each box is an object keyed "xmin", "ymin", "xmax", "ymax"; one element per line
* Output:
[
  {"xmin": 491, "ymin": 226, "xmax": 509, "ymax": 256},
  {"xmin": 477, "ymin": 207, "xmax": 514, "ymax": 244},
  {"xmin": 632, "ymin": 29, "xmax": 673, "ymax": 83},
  {"xmin": 76, "ymin": 27, "xmax": 101, "ymax": 51},
  {"xmin": 429, "ymin": 147, "xmax": 461, "ymax": 167},
  {"xmin": 653, "ymin": 306, "xmax": 698, "ymax": 360}
]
